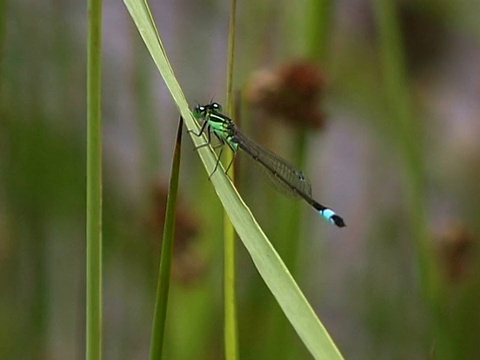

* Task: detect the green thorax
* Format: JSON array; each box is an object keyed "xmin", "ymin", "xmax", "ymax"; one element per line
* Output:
[{"xmin": 202, "ymin": 107, "xmax": 239, "ymax": 151}]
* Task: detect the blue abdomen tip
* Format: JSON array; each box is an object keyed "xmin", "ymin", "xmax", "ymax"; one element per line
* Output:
[{"xmin": 321, "ymin": 209, "xmax": 336, "ymax": 223}]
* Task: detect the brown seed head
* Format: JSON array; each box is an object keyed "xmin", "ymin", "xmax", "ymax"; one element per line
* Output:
[{"xmin": 246, "ymin": 61, "xmax": 327, "ymax": 129}]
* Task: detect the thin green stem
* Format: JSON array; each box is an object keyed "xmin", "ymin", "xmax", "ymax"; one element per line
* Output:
[
  {"xmin": 0, "ymin": 0, "xmax": 7, "ymax": 86},
  {"xmin": 224, "ymin": 1, "xmax": 239, "ymax": 359},
  {"xmin": 86, "ymin": 0, "xmax": 103, "ymax": 359},
  {"xmin": 223, "ymin": 216, "xmax": 238, "ymax": 360},
  {"xmin": 265, "ymin": 1, "xmax": 334, "ymax": 358},
  {"xmin": 226, "ymin": 0, "xmax": 237, "ymax": 111},
  {"xmin": 373, "ymin": 3, "xmax": 443, "ymax": 356},
  {"xmin": 149, "ymin": 118, "xmax": 184, "ymax": 360},
  {"xmin": 306, "ymin": 0, "xmax": 333, "ymax": 61},
  {"xmin": 268, "ymin": 131, "xmax": 308, "ymax": 360},
  {"xmin": 373, "ymin": 0, "xmax": 439, "ymax": 302}
]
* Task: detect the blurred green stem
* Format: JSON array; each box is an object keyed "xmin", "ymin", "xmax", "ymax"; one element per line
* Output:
[
  {"xmin": 86, "ymin": 0, "xmax": 103, "ymax": 359},
  {"xmin": 270, "ymin": 130, "xmax": 309, "ymax": 360},
  {"xmin": 0, "ymin": 0, "xmax": 7, "ymax": 84},
  {"xmin": 224, "ymin": 0, "xmax": 239, "ymax": 359},
  {"xmin": 306, "ymin": 0, "xmax": 333, "ymax": 61},
  {"xmin": 373, "ymin": 0, "xmax": 442, "ymax": 352},
  {"xmin": 266, "ymin": 1, "xmax": 335, "ymax": 358}
]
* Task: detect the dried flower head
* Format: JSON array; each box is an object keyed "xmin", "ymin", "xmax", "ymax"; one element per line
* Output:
[
  {"xmin": 398, "ymin": 2, "xmax": 448, "ymax": 76},
  {"xmin": 436, "ymin": 224, "xmax": 475, "ymax": 283},
  {"xmin": 148, "ymin": 182, "xmax": 205, "ymax": 285},
  {"xmin": 246, "ymin": 61, "xmax": 327, "ymax": 129}
]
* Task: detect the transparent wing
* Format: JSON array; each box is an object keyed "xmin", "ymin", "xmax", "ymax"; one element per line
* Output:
[{"xmin": 233, "ymin": 129, "xmax": 313, "ymax": 199}]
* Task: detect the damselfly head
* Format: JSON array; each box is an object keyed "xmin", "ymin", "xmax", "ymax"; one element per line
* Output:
[
  {"xmin": 193, "ymin": 105, "xmax": 207, "ymax": 119},
  {"xmin": 294, "ymin": 169, "xmax": 308, "ymax": 181},
  {"xmin": 193, "ymin": 102, "xmax": 223, "ymax": 118},
  {"xmin": 202, "ymin": 102, "xmax": 223, "ymax": 112}
]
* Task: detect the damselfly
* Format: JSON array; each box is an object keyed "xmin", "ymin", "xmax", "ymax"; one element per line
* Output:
[{"xmin": 191, "ymin": 102, "xmax": 345, "ymax": 228}]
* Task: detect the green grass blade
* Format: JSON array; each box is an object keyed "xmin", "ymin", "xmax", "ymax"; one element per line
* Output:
[
  {"xmin": 86, "ymin": 0, "xmax": 103, "ymax": 359},
  {"xmin": 149, "ymin": 118, "xmax": 184, "ymax": 360},
  {"xmin": 123, "ymin": 1, "xmax": 344, "ymax": 358}
]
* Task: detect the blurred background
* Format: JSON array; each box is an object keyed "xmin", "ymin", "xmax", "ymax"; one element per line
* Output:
[{"xmin": 1, "ymin": 0, "xmax": 480, "ymax": 359}]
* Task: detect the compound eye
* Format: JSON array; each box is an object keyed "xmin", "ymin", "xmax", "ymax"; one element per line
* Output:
[
  {"xmin": 212, "ymin": 103, "xmax": 222, "ymax": 111},
  {"xmin": 198, "ymin": 106, "xmax": 205, "ymax": 112}
]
